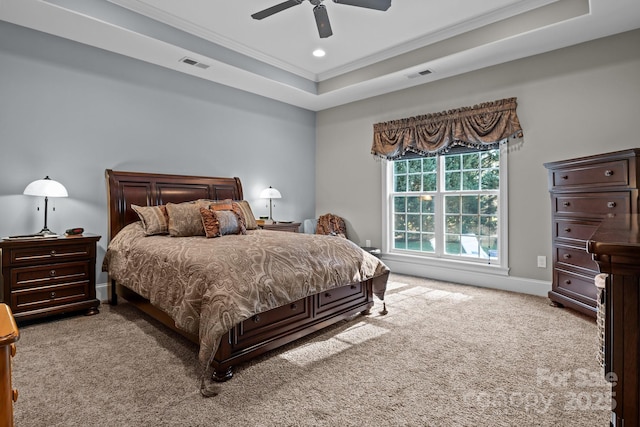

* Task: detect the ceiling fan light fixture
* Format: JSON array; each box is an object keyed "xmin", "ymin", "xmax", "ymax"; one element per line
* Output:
[{"xmin": 313, "ymin": 48, "xmax": 326, "ymax": 57}]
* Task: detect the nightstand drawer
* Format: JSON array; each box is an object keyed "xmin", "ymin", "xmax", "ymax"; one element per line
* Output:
[
  {"xmin": 11, "ymin": 282, "xmax": 90, "ymax": 313},
  {"xmin": 10, "ymin": 261, "xmax": 89, "ymax": 290},
  {"xmin": 8, "ymin": 243, "xmax": 93, "ymax": 265}
]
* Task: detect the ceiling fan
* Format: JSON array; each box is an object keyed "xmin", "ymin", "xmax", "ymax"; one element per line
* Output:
[{"xmin": 251, "ymin": 0, "xmax": 392, "ymax": 39}]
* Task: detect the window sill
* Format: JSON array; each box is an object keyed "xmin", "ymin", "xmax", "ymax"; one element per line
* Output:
[{"xmin": 382, "ymin": 251, "xmax": 510, "ymax": 276}]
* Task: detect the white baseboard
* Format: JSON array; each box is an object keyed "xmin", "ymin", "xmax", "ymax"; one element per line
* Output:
[
  {"xmin": 96, "ymin": 282, "xmax": 109, "ymax": 303},
  {"xmin": 383, "ymin": 258, "xmax": 551, "ymax": 297}
]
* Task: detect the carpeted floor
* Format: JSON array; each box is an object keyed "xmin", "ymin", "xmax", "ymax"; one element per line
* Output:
[{"xmin": 12, "ymin": 274, "xmax": 610, "ymax": 426}]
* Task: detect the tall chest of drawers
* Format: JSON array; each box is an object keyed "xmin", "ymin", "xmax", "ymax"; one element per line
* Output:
[
  {"xmin": 544, "ymin": 149, "xmax": 640, "ymax": 317},
  {"xmin": 0, "ymin": 235, "xmax": 101, "ymax": 322}
]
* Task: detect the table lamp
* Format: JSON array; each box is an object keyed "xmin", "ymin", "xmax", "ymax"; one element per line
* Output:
[
  {"xmin": 23, "ymin": 176, "xmax": 68, "ymax": 235},
  {"xmin": 259, "ymin": 186, "xmax": 281, "ymax": 221}
]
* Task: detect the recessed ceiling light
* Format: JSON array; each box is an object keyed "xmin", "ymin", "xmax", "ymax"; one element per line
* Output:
[{"xmin": 313, "ymin": 49, "xmax": 326, "ymax": 58}]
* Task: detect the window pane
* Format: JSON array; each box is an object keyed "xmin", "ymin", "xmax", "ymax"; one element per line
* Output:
[
  {"xmin": 480, "ymin": 216, "xmax": 498, "ymax": 236},
  {"xmin": 407, "ymin": 196, "xmax": 420, "ymax": 213},
  {"xmin": 407, "ymin": 214, "xmax": 420, "ymax": 232},
  {"xmin": 461, "ymin": 216, "xmax": 479, "ymax": 235},
  {"xmin": 463, "ymin": 153, "xmax": 479, "ymax": 169},
  {"xmin": 423, "ymin": 157, "xmax": 437, "ymax": 171},
  {"xmin": 408, "ymin": 175, "xmax": 422, "ymax": 191},
  {"xmin": 481, "ymin": 169, "xmax": 499, "ymax": 190},
  {"xmin": 421, "ymin": 214, "xmax": 434, "ymax": 232},
  {"xmin": 445, "ymin": 235, "xmax": 461, "ymax": 255},
  {"xmin": 461, "ymin": 196, "xmax": 479, "ymax": 214},
  {"xmin": 480, "ymin": 195, "xmax": 497, "ymax": 215},
  {"xmin": 408, "ymin": 159, "xmax": 422, "ymax": 173},
  {"xmin": 445, "ymin": 155, "xmax": 460, "ymax": 171},
  {"xmin": 462, "ymin": 170, "xmax": 479, "ymax": 190},
  {"xmin": 394, "ymin": 232, "xmax": 406, "ymax": 249},
  {"xmin": 394, "ymin": 175, "xmax": 407, "ymax": 192},
  {"xmin": 421, "ymin": 197, "xmax": 434, "ymax": 213},
  {"xmin": 394, "ymin": 196, "xmax": 406, "ymax": 213},
  {"xmin": 445, "ymin": 196, "xmax": 460, "ymax": 213},
  {"xmin": 445, "ymin": 171, "xmax": 461, "ymax": 191},
  {"xmin": 394, "ymin": 214, "xmax": 406, "ymax": 231},
  {"xmin": 407, "ymin": 233, "xmax": 421, "ymax": 250},
  {"xmin": 445, "ymin": 215, "xmax": 460, "ymax": 234},
  {"xmin": 422, "ymin": 234, "xmax": 435, "ymax": 252},
  {"xmin": 422, "ymin": 173, "xmax": 436, "ymax": 191},
  {"xmin": 481, "ymin": 151, "xmax": 499, "ymax": 169},
  {"xmin": 394, "ymin": 161, "xmax": 407, "ymax": 174}
]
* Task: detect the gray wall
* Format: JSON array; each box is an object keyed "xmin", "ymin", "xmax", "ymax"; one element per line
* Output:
[
  {"xmin": 0, "ymin": 21, "xmax": 316, "ymax": 287},
  {"xmin": 316, "ymin": 29, "xmax": 640, "ymax": 287}
]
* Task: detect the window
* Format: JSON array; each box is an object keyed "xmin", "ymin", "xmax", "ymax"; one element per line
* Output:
[{"xmin": 387, "ymin": 148, "xmax": 505, "ymax": 265}]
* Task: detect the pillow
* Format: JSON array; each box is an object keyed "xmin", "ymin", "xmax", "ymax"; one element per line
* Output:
[
  {"xmin": 234, "ymin": 200, "xmax": 258, "ymax": 230},
  {"xmin": 200, "ymin": 206, "xmax": 246, "ymax": 238},
  {"xmin": 131, "ymin": 204, "xmax": 169, "ymax": 236},
  {"xmin": 166, "ymin": 202, "xmax": 206, "ymax": 237}
]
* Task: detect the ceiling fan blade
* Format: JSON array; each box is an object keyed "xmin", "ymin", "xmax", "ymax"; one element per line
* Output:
[
  {"xmin": 313, "ymin": 4, "xmax": 333, "ymax": 38},
  {"xmin": 331, "ymin": 0, "xmax": 391, "ymax": 11},
  {"xmin": 252, "ymin": 0, "xmax": 304, "ymax": 20}
]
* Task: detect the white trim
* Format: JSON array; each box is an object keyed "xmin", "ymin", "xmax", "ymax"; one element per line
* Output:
[
  {"xmin": 96, "ymin": 282, "xmax": 109, "ymax": 303},
  {"xmin": 383, "ymin": 255, "xmax": 550, "ymax": 297}
]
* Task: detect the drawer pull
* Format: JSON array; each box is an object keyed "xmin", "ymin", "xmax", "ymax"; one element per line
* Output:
[
  {"xmin": 50, "ymin": 250, "xmax": 56, "ymax": 256},
  {"xmin": 350, "ymin": 285, "xmax": 357, "ymax": 289},
  {"xmin": 290, "ymin": 303, "xmax": 297, "ymax": 310},
  {"xmin": 604, "ymin": 170, "xmax": 614, "ymax": 177},
  {"xmin": 10, "ymin": 343, "xmax": 16, "ymax": 357},
  {"xmin": 563, "ymin": 254, "xmax": 571, "ymax": 259},
  {"xmin": 564, "ymin": 228, "xmax": 571, "ymax": 233},
  {"xmin": 252, "ymin": 315, "xmax": 260, "ymax": 323},
  {"xmin": 50, "ymin": 291, "xmax": 56, "ymax": 299},
  {"xmin": 324, "ymin": 292, "xmax": 332, "ymax": 298},
  {"xmin": 607, "ymin": 202, "xmax": 616, "ymax": 208},
  {"xmin": 563, "ymin": 202, "xmax": 571, "ymax": 207},
  {"xmin": 12, "ymin": 389, "xmax": 18, "ymax": 402},
  {"xmin": 561, "ymin": 175, "xmax": 569, "ymax": 180},
  {"xmin": 565, "ymin": 280, "xmax": 572, "ymax": 285},
  {"xmin": 50, "ymin": 269, "xmax": 57, "ymax": 277}
]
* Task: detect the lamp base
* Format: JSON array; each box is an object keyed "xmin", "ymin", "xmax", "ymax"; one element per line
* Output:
[{"xmin": 38, "ymin": 227, "xmax": 57, "ymax": 236}]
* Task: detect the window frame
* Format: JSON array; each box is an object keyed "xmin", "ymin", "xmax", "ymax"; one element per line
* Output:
[{"xmin": 381, "ymin": 145, "xmax": 510, "ymax": 275}]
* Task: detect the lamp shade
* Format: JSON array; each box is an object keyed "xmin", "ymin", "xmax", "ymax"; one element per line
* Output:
[
  {"xmin": 23, "ymin": 176, "xmax": 68, "ymax": 198},
  {"xmin": 259, "ymin": 186, "xmax": 281, "ymax": 199}
]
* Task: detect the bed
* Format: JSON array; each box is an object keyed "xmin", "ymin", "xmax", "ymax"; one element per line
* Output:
[{"xmin": 102, "ymin": 169, "xmax": 389, "ymax": 395}]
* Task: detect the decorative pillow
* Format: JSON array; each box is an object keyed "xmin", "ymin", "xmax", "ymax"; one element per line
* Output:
[
  {"xmin": 199, "ymin": 206, "xmax": 246, "ymax": 238},
  {"xmin": 166, "ymin": 202, "xmax": 206, "ymax": 237},
  {"xmin": 131, "ymin": 204, "xmax": 169, "ymax": 236},
  {"xmin": 234, "ymin": 200, "xmax": 258, "ymax": 230}
]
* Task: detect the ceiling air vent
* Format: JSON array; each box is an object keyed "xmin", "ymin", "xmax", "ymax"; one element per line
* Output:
[
  {"xmin": 180, "ymin": 57, "xmax": 210, "ymax": 70},
  {"xmin": 406, "ymin": 69, "xmax": 433, "ymax": 79}
]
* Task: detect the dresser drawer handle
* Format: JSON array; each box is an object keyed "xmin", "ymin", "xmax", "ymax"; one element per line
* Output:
[
  {"xmin": 564, "ymin": 280, "xmax": 571, "ymax": 285},
  {"xmin": 564, "ymin": 228, "xmax": 571, "ymax": 233},
  {"xmin": 324, "ymin": 292, "xmax": 332, "ymax": 298},
  {"xmin": 50, "ymin": 291, "xmax": 56, "ymax": 299},
  {"xmin": 607, "ymin": 202, "xmax": 616, "ymax": 208},
  {"xmin": 50, "ymin": 269, "xmax": 56, "ymax": 277},
  {"xmin": 563, "ymin": 202, "xmax": 571, "ymax": 207},
  {"xmin": 290, "ymin": 303, "xmax": 297, "ymax": 310},
  {"xmin": 563, "ymin": 254, "xmax": 571, "ymax": 259},
  {"xmin": 252, "ymin": 315, "xmax": 260, "ymax": 323},
  {"xmin": 11, "ymin": 389, "xmax": 18, "ymax": 402},
  {"xmin": 50, "ymin": 250, "xmax": 56, "ymax": 256},
  {"xmin": 10, "ymin": 343, "xmax": 16, "ymax": 357},
  {"xmin": 604, "ymin": 170, "xmax": 614, "ymax": 177},
  {"xmin": 350, "ymin": 285, "xmax": 357, "ymax": 289},
  {"xmin": 561, "ymin": 175, "xmax": 569, "ymax": 180}
]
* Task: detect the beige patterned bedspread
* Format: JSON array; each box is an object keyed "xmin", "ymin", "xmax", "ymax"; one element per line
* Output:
[{"xmin": 103, "ymin": 222, "xmax": 389, "ymax": 370}]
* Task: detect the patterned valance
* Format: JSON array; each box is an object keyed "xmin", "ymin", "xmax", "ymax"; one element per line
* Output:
[{"xmin": 371, "ymin": 97, "xmax": 523, "ymax": 160}]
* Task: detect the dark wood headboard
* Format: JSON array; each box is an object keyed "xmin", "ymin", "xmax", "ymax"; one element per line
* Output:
[{"xmin": 105, "ymin": 169, "xmax": 243, "ymax": 240}]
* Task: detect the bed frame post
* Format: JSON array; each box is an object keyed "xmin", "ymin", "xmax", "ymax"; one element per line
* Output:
[{"xmin": 110, "ymin": 279, "xmax": 118, "ymax": 305}]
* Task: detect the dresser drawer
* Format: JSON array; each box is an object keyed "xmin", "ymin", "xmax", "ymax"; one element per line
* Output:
[
  {"xmin": 317, "ymin": 282, "xmax": 367, "ymax": 314},
  {"xmin": 554, "ymin": 219, "xmax": 600, "ymax": 244},
  {"xmin": 550, "ymin": 159, "xmax": 629, "ymax": 190},
  {"xmin": 553, "ymin": 192, "xmax": 630, "ymax": 218},
  {"xmin": 11, "ymin": 282, "xmax": 90, "ymax": 313},
  {"xmin": 239, "ymin": 298, "xmax": 311, "ymax": 336},
  {"xmin": 554, "ymin": 269, "xmax": 597, "ymax": 303},
  {"xmin": 7, "ymin": 243, "xmax": 94, "ymax": 266},
  {"xmin": 555, "ymin": 245, "xmax": 598, "ymax": 273},
  {"xmin": 10, "ymin": 262, "xmax": 90, "ymax": 290}
]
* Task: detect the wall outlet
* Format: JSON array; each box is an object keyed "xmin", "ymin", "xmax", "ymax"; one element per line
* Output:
[
  {"xmin": 365, "ymin": 239, "xmax": 371, "ymax": 247},
  {"xmin": 537, "ymin": 255, "xmax": 547, "ymax": 268}
]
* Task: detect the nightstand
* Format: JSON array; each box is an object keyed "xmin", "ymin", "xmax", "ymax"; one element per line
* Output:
[
  {"xmin": 259, "ymin": 222, "xmax": 301, "ymax": 233},
  {"xmin": 0, "ymin": 234, "xmax": 101, "ymax": 322}
]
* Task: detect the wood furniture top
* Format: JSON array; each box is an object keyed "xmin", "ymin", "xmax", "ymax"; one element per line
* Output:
[
  {"xmin": 587, "ymin": 214, "xmax": 640, "ymax": 272},
  {"xmin": 0, "ymin": 303, "xmax": 19, "ymax": 427},
  {"xmin": 106, "ymin": 169, "xmax": 243, "ymax": 241}
]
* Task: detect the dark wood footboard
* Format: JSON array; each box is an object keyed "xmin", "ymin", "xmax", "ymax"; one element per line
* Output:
[{"xmin": 113, "ymin": 279, "xmax": 374, "ymax": 380}]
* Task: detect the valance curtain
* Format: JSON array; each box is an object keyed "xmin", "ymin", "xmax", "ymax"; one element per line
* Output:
[{"xmin": 371, "ymin": 97, "xmax": 523, "ymax": 160}]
